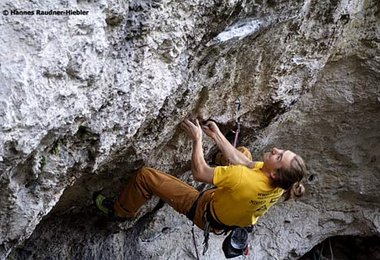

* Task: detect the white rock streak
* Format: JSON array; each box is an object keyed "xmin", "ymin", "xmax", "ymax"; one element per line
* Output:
[{"xmin": 208, "ymin": 19, "xmax": 262, "ymax": 45}]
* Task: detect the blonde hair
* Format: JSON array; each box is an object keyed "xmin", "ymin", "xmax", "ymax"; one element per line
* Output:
[{"xmin": 271, "ymin": 155, "xmax": 307, "ymax": 201}]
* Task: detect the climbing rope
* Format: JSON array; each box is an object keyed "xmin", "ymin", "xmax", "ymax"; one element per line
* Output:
[{"xmin": 233, "ymin": 97, "xmax": 241, "ymax": 148}]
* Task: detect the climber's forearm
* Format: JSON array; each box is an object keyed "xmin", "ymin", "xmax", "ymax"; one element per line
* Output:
[
  {"xmin": 191, "ymin": 139, "xmax": 214, "ymax": 184},
  {"xmin": 214, "ymin": 131, "xmax": 254, "ymax": 168}
]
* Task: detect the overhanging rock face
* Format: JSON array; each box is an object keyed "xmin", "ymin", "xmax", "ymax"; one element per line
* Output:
[{"xmin": 1, "ymin": 0, "xmax": 379, "ymax": 259}]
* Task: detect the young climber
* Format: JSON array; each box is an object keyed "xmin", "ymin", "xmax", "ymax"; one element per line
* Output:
[{"xmin": 94, "ymin": 118, "xmax": 306, "ymax": 245}]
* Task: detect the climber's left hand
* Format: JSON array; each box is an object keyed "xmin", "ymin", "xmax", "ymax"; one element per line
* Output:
[{"xmin": 182, "ymin": 119, "xmax": 203, "ymax": 142}]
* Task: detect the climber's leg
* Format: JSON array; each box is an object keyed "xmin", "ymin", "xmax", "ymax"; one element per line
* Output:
[{"xmin": 114, "ymin": 167, "xmax": 199, "ymax": 218}]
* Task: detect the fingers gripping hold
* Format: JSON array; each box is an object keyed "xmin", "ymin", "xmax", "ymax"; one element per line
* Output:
[{"xmin": 182, "ymin": 118, "xmax": 202, "ymax": 141}]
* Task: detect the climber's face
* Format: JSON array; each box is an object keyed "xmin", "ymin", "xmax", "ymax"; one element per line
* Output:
[{"xmin": 263, "ymin": 147, "xmax": 296, "ymax": 176}]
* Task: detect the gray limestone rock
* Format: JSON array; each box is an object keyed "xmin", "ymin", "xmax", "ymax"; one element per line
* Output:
[{"xmin": 0, "ymin": 0, "xmax": 379, "ymax": 259}]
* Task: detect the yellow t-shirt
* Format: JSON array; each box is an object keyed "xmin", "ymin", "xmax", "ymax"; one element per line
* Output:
[{"xmin": 212, "ymin": 162, "xmax": 284, "ymax": 227}]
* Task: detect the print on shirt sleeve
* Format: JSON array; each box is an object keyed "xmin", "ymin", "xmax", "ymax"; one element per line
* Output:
[
  {"xmin": 249, "ymin": 200, "xmax": 265, "ymax": 206},
  {"xmin": 255, "ymin": 205, "xmax": 268, "ymax": 212}
]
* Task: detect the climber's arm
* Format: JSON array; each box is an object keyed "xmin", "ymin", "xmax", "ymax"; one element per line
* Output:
[
  {"xmin": 182, "ymin": 119, "xmax": 214, "ymax": 184},
  {"xmin": 203, "ymin": 121, "xmax": 255, "ymax": 168}
]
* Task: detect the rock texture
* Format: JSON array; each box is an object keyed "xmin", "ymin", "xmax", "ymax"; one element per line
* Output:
[{"xmin": 0, "ymin": 0, "xmax": 379, "ymax": 259}]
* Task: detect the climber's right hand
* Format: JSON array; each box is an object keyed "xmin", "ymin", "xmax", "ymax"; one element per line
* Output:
[{"xmin": 202, "ymin": 120, "xmax": 221, "ymax": 140}]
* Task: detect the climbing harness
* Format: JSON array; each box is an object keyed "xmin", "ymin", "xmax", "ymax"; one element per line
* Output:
[
  {"xmin": 187, "ymin": 188, "xmax": 251, "ymax": 259},
  {"xmin": 187, "ymin": 188, "xmax": 223, "ymax": 258}
]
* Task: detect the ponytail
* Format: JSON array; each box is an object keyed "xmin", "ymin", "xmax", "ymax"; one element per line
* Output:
[{"xmin": 282, "ymin": 182, "xmax": 305, "ymax": 201}]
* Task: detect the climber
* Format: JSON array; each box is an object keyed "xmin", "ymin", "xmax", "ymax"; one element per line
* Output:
[{"xmin": 94, "ymin": 118, "xmax": 307, "ymax": 257}]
